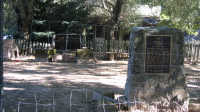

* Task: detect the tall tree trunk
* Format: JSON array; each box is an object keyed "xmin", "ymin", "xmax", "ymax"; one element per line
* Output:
[
  {"xmin": 14, "ymin": 0, "xmax": 35, "ymax": 41},
  {"xmin": 105, "ymin": 0, "xmax": 124, "ymax": 52},
  {"xmin": 107, "ymin": 0, "xmax": 124, "ymax": 41}
]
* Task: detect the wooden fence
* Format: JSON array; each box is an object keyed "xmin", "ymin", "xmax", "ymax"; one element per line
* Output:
[
  {"xmin": 15, "ymin": 39, "xmax": 129, "ymax": 55},
  {"xmin": 14, "ymin": 39, "xmax": 200, "ymax": 64},
  {"xmin": 15, "ymin": 39, "xmax": 51, "ymax": 55},
  {"xmin": 90, "ymin": 41, "xmax": 200, "ymax": 63},
  {"xmin": 185, "ymin": 42, "xmax": 200, "ymax": 64}
]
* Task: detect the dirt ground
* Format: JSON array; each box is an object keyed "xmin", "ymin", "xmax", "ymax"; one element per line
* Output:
[
  {"xmin": 3, "ymin": 59, "xmax": 128, "ymax": 112},
  {"xmin": 185, "ymin": 64, "xmax": 200, "ymax": 112},
  {"xmin": 2, "ymin": 57, "xmax": 200, "ymax": 112}
]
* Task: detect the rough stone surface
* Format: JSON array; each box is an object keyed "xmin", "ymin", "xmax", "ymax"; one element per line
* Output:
[{"xmin": 125, "ymin": 26, "xmax": 189, "ymax": 111}]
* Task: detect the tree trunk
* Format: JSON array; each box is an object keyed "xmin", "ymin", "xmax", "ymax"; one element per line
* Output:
[
  {"xmin": 105, "ymin": 0, "xmax": 124, "ymax": 52},
  {"xmin": 14, "ymin": 0, "xmax": 35, "ymax": 40},
  {"xmin": 107, "ymin": 0, "xmax": 124, "ymax": 41}
]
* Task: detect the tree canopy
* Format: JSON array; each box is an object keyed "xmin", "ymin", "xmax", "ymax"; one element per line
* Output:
[
  {"xmin": 88, "ymin": 0, "xmax": 199, "ymax": 34},
  {"xmin": 3, "ymin": 0, "xmax": 200, "ymax": 40},
  {"xmin": 157, "ymin": 0, "xmax": 199, "ymax": 34}
]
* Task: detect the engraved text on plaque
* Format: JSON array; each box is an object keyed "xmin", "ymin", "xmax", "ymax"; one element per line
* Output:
[{"xmin": 145, "ymin": 35, "xmax": 171, "ymax": 73}]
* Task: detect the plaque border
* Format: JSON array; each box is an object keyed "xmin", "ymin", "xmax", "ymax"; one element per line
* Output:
[{"xmin": 144, "ymin": 35, "xmax": 172, "ymax": 74}]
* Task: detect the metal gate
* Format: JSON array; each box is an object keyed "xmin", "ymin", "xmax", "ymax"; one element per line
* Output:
[{"xmin": 52, "ymin": 34, "xmax": 81, "ymax": 51}]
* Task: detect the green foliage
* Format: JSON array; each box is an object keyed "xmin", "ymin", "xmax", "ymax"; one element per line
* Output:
[
  {"xmin": 48, "ymin": 49, "xmax": 56, "ymax": 58},
  {"xmin": 88, "ymin": 0, "xmax": 199, "ymax": 35},
  {"xmin": 159, "ymin": 12, "xmax": 199, "ymax": 35},
  {"xmin": 3, "ymin": 0, "xmax": 18, "ymax": 36},
  {"xmin": 152, "ymin": 0, "xmax": 199, "ymax": 34},
  {"xmin": 32, "ymin": 31, "xmax": 54, "ymax": 42},
  {"xmin": 30, "ymin": 0, "xmax": 92, "ymax": 42},
  {"xmin": 4, "ymin": 0, "xmax": 199, "ymax": 41},
  {"xmin": 33, "ymin": 0, "xmax": 91, "ymax": 35},
  {"xmin": 160, "ymin": 13, "xmax": 169, "ymax": 19},
  {"xmin": 77, "ymin": 49, "xmax": 94, "ymax": 59},
  {"xmin": 88, "ymin": 0, "xmax": 139, "ymax": 26}
]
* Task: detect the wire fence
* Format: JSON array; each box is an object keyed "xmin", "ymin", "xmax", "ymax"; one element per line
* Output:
[
  {"xmin": 3, "ymin": 48, "xmax": 200, "ymax": 111},
  {"xmin": 3, "ymin": 60, "xmax": 129, "ymax": 112},
  {"xmin": 2, "ymin": 38, "xmax": 199, "ymax": 111},
  {"xmin": 17, "ymin": 88, "xmax": 149, "ymax": 112}
]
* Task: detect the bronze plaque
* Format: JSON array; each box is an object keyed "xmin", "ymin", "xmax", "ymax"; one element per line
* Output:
[{"xmin": 145, "ymin": 35, "xmax": 171, "ymax": 73}]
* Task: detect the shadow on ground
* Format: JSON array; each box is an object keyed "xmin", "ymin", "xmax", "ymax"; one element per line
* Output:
[
  {"xmin": 3, "ymin": 60, "xmax": 128, "ymax": 112},
  {"xmin": 185, "ymin": 64, "xmax": 200, "ymax": 112},
  {"xmin": 3, "ymin": 60, "xmax": 200, "ymax": 112}
]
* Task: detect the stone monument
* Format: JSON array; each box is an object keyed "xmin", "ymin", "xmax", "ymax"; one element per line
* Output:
[{"xmin": 125, "ymin": 26, "xmax": 189, "ymax": 111}]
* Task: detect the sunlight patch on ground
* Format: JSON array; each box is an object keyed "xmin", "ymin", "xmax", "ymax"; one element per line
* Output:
[
  {"xmin": 187, "ymin": 84, "xmax": 200, "ymax": 88},
  {"xmin": 4, "ymin": 87, "xmax": 25, "ymax": 91},
  {"xmin": 185, "ymin": 64, "xmax": 200, "ymax": 72}
]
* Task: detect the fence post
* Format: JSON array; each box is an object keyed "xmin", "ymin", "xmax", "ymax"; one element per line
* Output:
[
  {"xmin": 0, "ymin": 0, "xmax": 3, "ymax": 110},
  {"xmin": 195, "ymin": 43, "xmax": 200, "ymax": 63}
]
